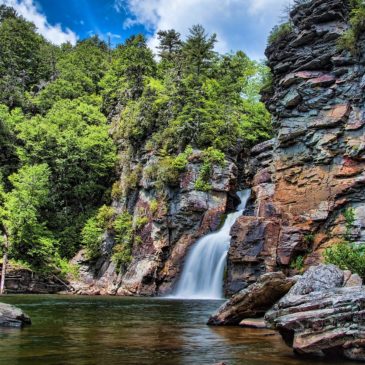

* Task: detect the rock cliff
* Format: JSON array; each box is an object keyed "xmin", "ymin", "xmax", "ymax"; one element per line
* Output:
[
  {"xmin": 71, "ymin": 150, "xmax": 240, "ymax": 296},
  {"xmin": 72, "ymin": 0, "xmax": 365, "ymax": 297},
  {"xmin": 226, "ymin": 0, "xmax": 365, "ymax": 294}
]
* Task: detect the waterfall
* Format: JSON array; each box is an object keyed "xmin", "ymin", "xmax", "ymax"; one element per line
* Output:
[{"xmin": 172, "ymin": 189, "xmax": 251, "ymax": 300}]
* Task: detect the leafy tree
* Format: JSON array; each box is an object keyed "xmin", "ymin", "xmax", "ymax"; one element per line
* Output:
[
  {"xmin": 0, "ymin": 164, "xmax": 54, "ymax": 269},
  {"xmin": 16, "ymin": 98, "xmax": 117, "ymax": 257},
  {"xmin": 35, "ymin": 36, "xmax": 108, "ymax": 112},
  {"xmin": 0, "ymin": 10, "xmax": 55, "ymax": 108},
  {"xmin": 0, "ymin": 105, "xmax": 23, "ymax": 183}
]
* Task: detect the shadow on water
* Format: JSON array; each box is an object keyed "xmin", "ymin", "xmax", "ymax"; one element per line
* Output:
[{"xmin": 0, "ymin": 295, "xmax": 359, "ymax": 365}]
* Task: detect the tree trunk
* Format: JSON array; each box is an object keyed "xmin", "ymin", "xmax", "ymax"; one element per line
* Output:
[{"xmin": 0, "ymin": 233, "xmax": 9, "ymax": 295}]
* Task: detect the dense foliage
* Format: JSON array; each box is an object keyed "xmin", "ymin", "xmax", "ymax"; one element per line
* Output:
[{"xmin": 0, "ymin": 5, "xmax": 272, "ymax": 274}]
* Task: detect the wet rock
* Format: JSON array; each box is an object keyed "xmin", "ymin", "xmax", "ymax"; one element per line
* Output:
[
  {"xmin": 208, "ymin": 272, "xmax": 295, "ymax": 326},
  {"xmin": 0, "ymin": 303, "xmax": 31, "ymax": 328}
]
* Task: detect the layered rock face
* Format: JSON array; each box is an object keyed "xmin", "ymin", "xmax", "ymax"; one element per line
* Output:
[
  {"xmin": 266, "ymin": 265, "xmax": 365, "ymax": 361},
  {"xmin": 72, "ymin": 151, "xmax": 238, "ymax": 296},
  {"xmin": 226, "ymin": 0, "xmax": 365, "ymax": 294}
]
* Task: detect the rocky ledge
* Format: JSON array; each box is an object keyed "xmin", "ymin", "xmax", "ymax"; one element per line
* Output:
[
  {"xmin": 208, "ymin": 272, "xmax": 295, "ymax": 326},
  {"xmin": 266, "ymin": 265, "xmax": 365, "ymax": 361},
  {"xmin": 209, "ymin": 265, "xmax": 365, "ymax": 361},
  {"xmin": 0, "ymin": 302, "xmax": 31, "ymax": 328}
]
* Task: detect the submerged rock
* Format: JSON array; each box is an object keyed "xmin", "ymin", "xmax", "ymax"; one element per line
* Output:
[
  {"xmin": 0, "ymin": 302, "xmax": 31, "ymax": 328},
  {"xmin": 207, "ymin": 272, "xmax": 295, "ymax": 326},
  {"xmin": 265, "ymin": 265, "xmax": 365, "ymax": 361}
]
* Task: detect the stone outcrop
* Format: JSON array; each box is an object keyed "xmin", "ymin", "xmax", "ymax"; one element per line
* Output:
[
  {"xmin": 0, "ymin": 302, "xmax": 31, "ymax": 327},
  {"xmin": 1, "ymin": 265, "xmax": 67, "ymax": 294},
  {"xmin": 265, "ymin": 265, "xmax": 365, "ymax": 361},
  {"xmin": 226, "ymin": 0, "xmax": 365, "ymax": 292},
  {"xmin": 71, "ymin": 151, "xmax": 239, "ymax": 296},
  {"xmin": 207, "ymin": 272, "xmax": 295, "ymax": 326}
]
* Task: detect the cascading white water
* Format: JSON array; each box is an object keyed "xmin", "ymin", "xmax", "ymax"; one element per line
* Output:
[{"xmin": 173, "ymin": 189, "xmax": 251, "ymax": 300}]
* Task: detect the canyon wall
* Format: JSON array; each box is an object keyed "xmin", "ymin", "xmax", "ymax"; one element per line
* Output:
[{"xmin": 226, "ymin": 0, "xmax": 365, "ymax": 294}]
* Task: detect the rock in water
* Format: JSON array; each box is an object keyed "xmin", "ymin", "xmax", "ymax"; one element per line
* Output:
[
  {"xmin": 207, "ymin": 272, "xmax": 295, "ymax": 326},
  {"xmin": 0, "ymin": 302, "xmax": 31, "ymax": 328},
  {"xmin": 265, "ymin": 265, "xmax": 365, "ymax": 361}
]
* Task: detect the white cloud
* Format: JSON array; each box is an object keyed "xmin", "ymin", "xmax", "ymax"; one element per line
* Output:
[
  {"xmin": 115, "ymin": 0, "xmax": 290, "ymax": 60},
  {"xmin": 0, "ymin": 0, "xmax": 78, "ymax": 45}
]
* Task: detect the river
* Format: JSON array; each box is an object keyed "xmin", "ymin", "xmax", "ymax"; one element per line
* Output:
[{"xmin": 0, "ymin": 295, "xmax": 357, "ymax": 365}]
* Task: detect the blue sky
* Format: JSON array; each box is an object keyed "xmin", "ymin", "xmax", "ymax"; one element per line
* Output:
[{"xmin": 0, "ymin": 0, "xmax": 291, "ymax": 60}]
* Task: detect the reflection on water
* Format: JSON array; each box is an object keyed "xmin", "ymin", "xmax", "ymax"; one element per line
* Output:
[{"xmin": 0, "ymin": 295, "xmax": 358, "ymax": 365}]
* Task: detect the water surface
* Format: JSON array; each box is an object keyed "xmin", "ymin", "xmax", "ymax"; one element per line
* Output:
[{"xmin": 0, "ymin": 295, "xmax": 358, "ymax": 365}]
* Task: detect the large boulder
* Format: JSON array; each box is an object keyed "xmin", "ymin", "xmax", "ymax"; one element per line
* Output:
[
  {"xmin": 265, "ymin": 265, "xmax": 365, "ymax": 361},
  {"xmin": 207, "ymin": 272, "xmax": 295, "ymax": 326},
  {"xmin": 0, "ymin": 302, "xmax": 31, "ymax": 328}
]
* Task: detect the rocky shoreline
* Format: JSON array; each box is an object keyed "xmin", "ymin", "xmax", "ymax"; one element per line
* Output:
[{"xmin": 209, "ymin": 264, "xmax": 365, "ymax": 361}]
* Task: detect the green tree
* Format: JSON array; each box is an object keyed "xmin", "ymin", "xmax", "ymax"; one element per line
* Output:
[
  {"xmin": 99, "ymin": 34, "xmax": 156, "ymax": 115},
  {"xmin": 183, "ymin": 25, "xmax": 217, "ymax": 77},
  {"xmin": 16, "ymin": 98, "xmax": 117, "ymax": 257},
  {"xmin": 35, "ymin": 36, "xmax": 108, "ymax": 112},
  {"xmin": 0, "ymin": 9, "xmax": 55, "ymax": 108},
  {"xmin": 0, "ymin": 164, "xmax": 54, "ymax": 271}
]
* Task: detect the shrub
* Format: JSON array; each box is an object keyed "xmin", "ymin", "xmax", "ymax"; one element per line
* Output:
[
  {"xmin": 324, "ymin": 242, "xmax": 365, "ymax": 279},
  {"xmin": 149, "ymin": 199, "xmax": 158, "ymax": 215},
  {"xmin": 111, "ymin": 181, "xmax": 123, "ymax": 200},
  {"xmin": 203, "ymin": 147, "xmax": 225, "ymax": 165},
  {"xmin": 81, "ymin": 216, "xmax": 104, "ymax": 260},
  {"xmin": 337, "ymin": 1, "xmax": 365, "ymax": 53},
  {"xmin": 112, "ymin": 211, "xmax": 134, "ymax": 268},
  {"xmin": 172, "ymin": 145, "xmax": 193, "ymax": 171},
  {"xmin": 303, "ymin": 233, "xmax": 315, "ymax": 245},
  {"xmin": 290, "ymin": 255, "xmax": 304, "ymax": 272},
  {"xmin": 268, "ymin": 23, "xmax": 293, "ymax": 44},
  {"xmin": 135, "ymin": 216, "xmax": 149, "ymax": 230},
  {"xmin": 154, "ymin": 156, "xmax": 180, "ymax": 190},
  {"xmin": 123, "ymin": 164, "xmax": 143, "ymax": 193},
  {"xmin": 194, "ymin": 177, "xmax": 212, "ymax": 192},
  {"xmin": 194, "ymin": 147, "xmax": 225, "ymax": 192},
  {"xmin": 82, "ymin": 205, "xmax": 116, "ymax": 259}
]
